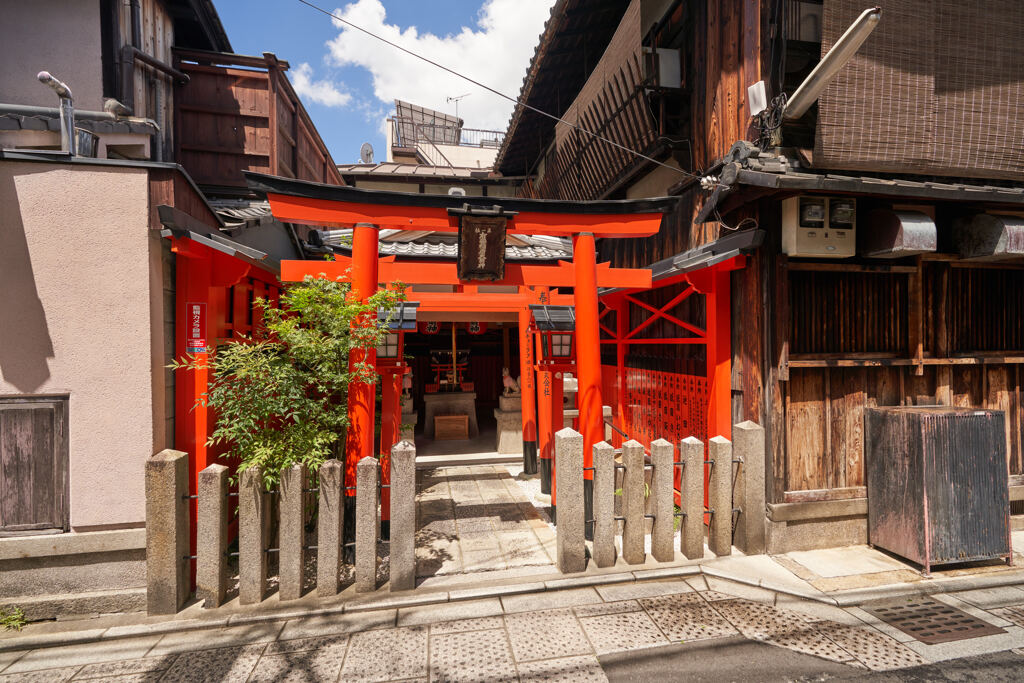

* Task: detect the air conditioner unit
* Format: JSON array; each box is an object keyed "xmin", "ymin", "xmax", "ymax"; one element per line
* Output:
[{"xmin": 782, "ymin": 196, "xmax": 856, "ymax": 258}]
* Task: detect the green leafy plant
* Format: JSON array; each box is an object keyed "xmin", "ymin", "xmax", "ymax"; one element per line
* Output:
[
  {"xmin": 173, "ymin": 275, "xmax": 405, "ymax": 487},
  {"xmin": 1, "ymin": 607, "xmax": 26, "ymax": 631}
]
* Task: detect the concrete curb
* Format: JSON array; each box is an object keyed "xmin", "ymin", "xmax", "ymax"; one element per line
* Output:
[{"xmin": 2, "ymin": 563, "xmax": 1023, "ymax": 653}]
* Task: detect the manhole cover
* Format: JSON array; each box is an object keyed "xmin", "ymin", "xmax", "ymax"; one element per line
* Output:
[{"xmin": 865, "ymin": 597, "xmax": 1006, "ymax": 645}]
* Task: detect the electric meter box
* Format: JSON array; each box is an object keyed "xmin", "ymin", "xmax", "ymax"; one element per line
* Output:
[{"xmin": 782, "ymin": 196, "xmax": 857, "ymax": 258}]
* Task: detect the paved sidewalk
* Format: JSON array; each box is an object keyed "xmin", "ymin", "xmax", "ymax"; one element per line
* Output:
[{"xmin": 7, "ymin": 574, "xmax": 1024, "ymax": 682}]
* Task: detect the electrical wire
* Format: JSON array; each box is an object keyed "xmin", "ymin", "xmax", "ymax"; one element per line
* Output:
[{"xmin": 294, "ymin": 0, "xmax": 709, "ymax": 184}]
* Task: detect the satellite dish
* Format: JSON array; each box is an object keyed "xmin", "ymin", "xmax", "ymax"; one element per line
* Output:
[{"xmin": 359, "ymin": 142, "xmax": 374, "ymax": 164}]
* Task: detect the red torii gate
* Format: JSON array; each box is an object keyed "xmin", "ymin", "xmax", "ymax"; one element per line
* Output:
[{"xmin": 248, "ymin": 172, "xmax": 673, "ymax": 519}]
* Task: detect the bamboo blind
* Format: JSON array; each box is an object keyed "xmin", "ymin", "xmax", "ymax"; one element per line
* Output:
[{"xmin": 815, "ymin": 0, "xmax": 1024, "ymax": 181}]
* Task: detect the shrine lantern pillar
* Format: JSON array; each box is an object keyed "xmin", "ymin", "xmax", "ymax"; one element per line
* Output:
[
  {"xmin": 345, "ymin": 223, "xmax": 380, "ymax": 494},
  {"xmin": 518, "ymin": 307, "xmax": 538, "ymax": 474},
  {"xmin": 573, "ymin": 232, "xmax": 602, "ymax": 533}
]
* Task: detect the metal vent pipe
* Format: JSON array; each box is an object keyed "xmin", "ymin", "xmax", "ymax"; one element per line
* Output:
[{"xmin": 37, "ymin": 71, "xmax": 76, "ymax": 155}]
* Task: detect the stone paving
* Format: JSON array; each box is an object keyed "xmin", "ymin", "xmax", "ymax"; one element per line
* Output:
[
  {"xmin": 415, "ymin": 465, "xmax": 556, "ymax": 579},
  {"xmin": 8, "ymin": 577, "xmax": 1014, "ymax": 682}
]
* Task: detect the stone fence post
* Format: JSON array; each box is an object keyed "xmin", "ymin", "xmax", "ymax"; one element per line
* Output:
[
  {"xmin": 708, "ymin": 436, "xmax": 732, "ymax": 557},
  {"xmin": 389, "ymin": 441, "xmax": 416, "ymax": 591},
  {"xmin": 680, "ymin": 436, "xmax": 704, "ymax": 560},
  {"xmin": 649, "ymin": 439, "xmax": 675, "ymax": 562},
  {"xmin": 620, "ymin": 440, "xmax": 646, "ymax": 565},
  {"xmin": 238, "ymin": 466, "xmax": 267, "ymax": 605},
  {"xmin": 591, "ymin": 441, "xmax": 616, "ymax": 568},
  {"xmin": 317, "ymin": 460, "xmax": 345, "ymax": 597},
  {"xmin": 733, "ymin": 421, "xmax": 766, "ymax": 555},
  {"xmin": 146, "ymin": 449, "xmax": 189, "ymax": 616},
  {"xmin": 355, "ymin": 456, "xmax": 379, "ymax": 592},
  {"xmin": 279, "ymin": 463, "xmax": 308, "ymax": 601},
  {"xmin": 554, "ymin": 428, "xmax": 585, "ymax": 573},
  {"xmin": 196, "ymin": 463, "xmax": 228, "ymax": 608}
]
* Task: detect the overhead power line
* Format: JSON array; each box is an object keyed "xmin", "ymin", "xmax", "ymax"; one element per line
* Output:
[{"xmin": 294, "ymin": 0, "xmax": 705, "ymax": 184}]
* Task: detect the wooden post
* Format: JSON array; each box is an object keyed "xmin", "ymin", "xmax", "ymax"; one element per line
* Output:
[
  {"xmin": 346, "ymin": 223, "xmax": 380, "ymax": 498},
  {"xmin": 536, "ymin": 334, "xmax": 555, "ymax": 494},
  {"xmin": 196, "ymin": 463, "xmax": 228, "ymax": 608},
  {"xmin": 574, "ymin": 233, "xmax": 603, "ymax": 533},
  {"xmin": 278, "ymin": 463, "xmax": 307, "ymax": 601},
  {"xmin": 518, "ymin": 308, "xmax": 538, "ymax": 474}
]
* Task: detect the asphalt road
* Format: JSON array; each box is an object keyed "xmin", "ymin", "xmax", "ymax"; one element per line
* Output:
[{"xmin": 600, "ymin": 638, "xmax": 1024, "ymax": 682}]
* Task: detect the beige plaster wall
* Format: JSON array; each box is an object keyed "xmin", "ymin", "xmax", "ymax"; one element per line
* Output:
[
  {"xmin": 0, "ymin": 161, "xmax": 158, "ymax": 529},
  {"xmin": 0, "ymin": 1, "xmax": 105, "ymax": 112}
]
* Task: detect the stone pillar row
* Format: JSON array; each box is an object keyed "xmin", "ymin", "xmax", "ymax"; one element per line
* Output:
[
  {"xmin": 144, "ymin": 441, "xmax": 418, "ymax": 615},
  {"xmin": 553, "ymin": 422, "xmax": 766, "ymax": 574}
]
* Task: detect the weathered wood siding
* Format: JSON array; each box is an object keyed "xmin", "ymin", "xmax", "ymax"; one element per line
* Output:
[
  {"xmin": 173, "ymin": 50, "xmax": 343, "ymax": 190},
  {"xmin": 0, "ymin": 398, "xmax": 68, "ymax": 532},
  {"xmin": 771, "ymin": 254, "xmax": 1024, "ymax": 503}
]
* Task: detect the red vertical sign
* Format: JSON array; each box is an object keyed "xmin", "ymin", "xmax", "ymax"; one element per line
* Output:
[{"xmin": 186, "ymin": 302, "xmax": 207, "ymax": 352}]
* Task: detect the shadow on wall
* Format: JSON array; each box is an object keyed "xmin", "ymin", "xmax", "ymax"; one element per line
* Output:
[{"xmin": 0, "ymin": 170, "xmax": 54, "ymax": 391}]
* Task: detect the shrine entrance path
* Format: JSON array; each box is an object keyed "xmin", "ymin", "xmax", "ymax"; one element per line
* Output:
[{"xmin": 414, "ymin": 462, "xmax": 557, "ymax": 581}]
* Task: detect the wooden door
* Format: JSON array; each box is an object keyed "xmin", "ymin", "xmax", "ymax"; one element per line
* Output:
[{"xmin": 0, "ymin": 398, "xmax": 68, "ymax": 533}]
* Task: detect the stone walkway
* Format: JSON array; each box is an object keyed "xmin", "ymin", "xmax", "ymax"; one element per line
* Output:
[
  {"xmin": 7, "ymin": 576, "xmax": 1008, "ymax": 682},
  {"xmin": 415, "ymin": 465, "xmax": 556, "ymax": 578}
]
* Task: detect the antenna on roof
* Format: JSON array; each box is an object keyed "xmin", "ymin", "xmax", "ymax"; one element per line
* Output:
[
  {"xmin": 359, "ymin": 142, "xmax": 374, "ymax": 164},
  {"xmin": 446, "ymin": 93, "xmax": 470, "ymax": 121}
]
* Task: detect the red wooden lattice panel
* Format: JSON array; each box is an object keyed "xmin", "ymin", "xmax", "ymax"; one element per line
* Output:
[{"xmin": 622, "ymin": 367, "xmax": 707, "ymax": 450}]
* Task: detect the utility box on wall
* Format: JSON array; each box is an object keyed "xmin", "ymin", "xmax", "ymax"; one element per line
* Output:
[
  {"xmin": 865, "ymin": 406, "xmax": 1011, "ymax": 575},
  {"xmin": 782, "ymin": 196, "xmax": 856, "ymax": 258}
]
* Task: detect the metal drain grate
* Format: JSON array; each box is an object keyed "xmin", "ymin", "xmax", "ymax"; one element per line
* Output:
[{"xmin": 866, "ymin": 598, "xmax": 1006, "ymax": 645}]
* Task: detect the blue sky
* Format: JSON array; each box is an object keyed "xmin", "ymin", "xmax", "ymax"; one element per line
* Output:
[{"xmin": 215, "ymin": 0, "xmax": 554, "ymax": 164}]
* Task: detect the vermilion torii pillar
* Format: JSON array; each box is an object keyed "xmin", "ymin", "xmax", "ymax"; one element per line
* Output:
[
  {"xmin": 518, "ymin": 307, "xmax": 538, "ymax": 474},
  {"xmin": 573, "ymin": 232, "xmax": 602, "ymax": 531},
  {"xmin": 345, "ymin": 223, "xmax": 379, "ymax": 494}
]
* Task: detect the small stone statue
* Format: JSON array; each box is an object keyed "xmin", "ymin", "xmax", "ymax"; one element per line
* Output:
[
  {"xmin": 402, "ymin": 367, "xmax": 413, "ymax": 398},
  {"xmin": 502, "ymin": 367, "xmax": 520, "ymax": 396}
]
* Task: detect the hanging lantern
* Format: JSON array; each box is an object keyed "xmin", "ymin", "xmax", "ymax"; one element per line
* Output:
[
  {"xmin": 467, "ymin": 321, "xmax": 487, "ymax": 335},
  {"xmin": 377, "ymin": 301, "xmax": 419, "ymax": 360},
  {"xmin": 530, "ymin": 304, "xmax": 576, "ymax": 361}
]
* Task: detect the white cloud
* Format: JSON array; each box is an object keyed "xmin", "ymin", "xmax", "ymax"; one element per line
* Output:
[
  {"xmin": 289, "ymin": 62, "xmax": 352, "ymax": 108},
  {"xmin": 325, "ymin": 0, "xmax": 555, "ymax": 132}
]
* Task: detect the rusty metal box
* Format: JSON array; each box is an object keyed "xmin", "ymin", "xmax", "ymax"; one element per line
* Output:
[{"xmin": 865, "ymin": 406, "xmax": 1011, "ymax": 574}]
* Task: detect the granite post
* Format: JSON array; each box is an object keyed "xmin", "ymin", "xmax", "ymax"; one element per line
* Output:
[
  {"xmin": 389, "ymin": 441, "xmax": 416, "ymax": 591},
  {"xmin": 733, "ymin": 421, "xmax": 766, "ymax": 555},
  {"xmin": 279, "ymin": 463, "xmax": 307, "ymax": 601},
  {"xmin": 621, "ymin": 440, "xmax": 646, "ymax": 565},
  {"xmin": 554, "ymin": 428, "xmax": 585, "ymax": 573},
  {"xmin": 708, "ymin": 436, "xmax": 733, "ymax": 557},
  {"xmin": 238, "ymin": 466, "xmax": 267, "ymax": 605},
  {"xmin": 355, "ymin": 456, "xmax": 379, "ymax": 592},
  {"xmin": 316, "ymin": 459, "xmax": 344, "ymax": 597},
  {"xmin": 196, "ymin": 463, "xmax": 228, "ymax": 608},
  {"xmin": 591, "ymin": 441, "xmax": 617, "ymax": 568},
  {"xmin": 680, "ymin": 437, "xmax": 704, "ymax": 560},
  {"xmin": 650, "ymin": 438, "xmax": 675, "ymax": 562},
  {"xmin": 145, "ymin": 449, "xmax": 189, "ymax": 616}
]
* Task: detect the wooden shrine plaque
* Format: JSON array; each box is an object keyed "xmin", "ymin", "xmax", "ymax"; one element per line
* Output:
[{"xmin": 434, "ymin": 415, "xmax": 469, "ymax": 440}]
